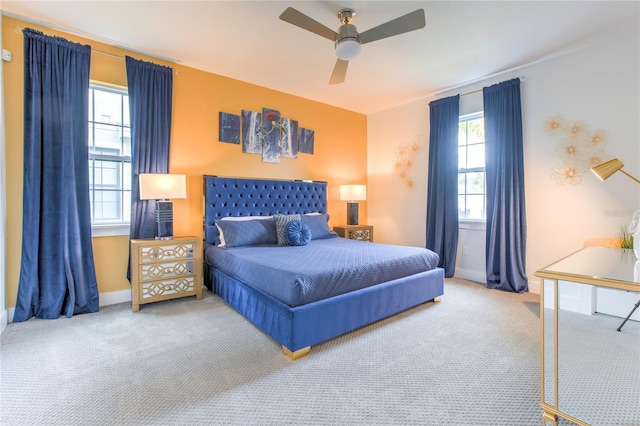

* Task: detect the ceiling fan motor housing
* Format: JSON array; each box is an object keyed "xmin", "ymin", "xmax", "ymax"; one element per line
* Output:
[{"xmin": 335, "ymin": 24, "xmax": 361, "ymax": 60}]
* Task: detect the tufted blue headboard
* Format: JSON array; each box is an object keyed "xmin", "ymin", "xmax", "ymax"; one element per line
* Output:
[{"xmin": 203, "ymin": 176, "xmax": 328, "ymax": 250}]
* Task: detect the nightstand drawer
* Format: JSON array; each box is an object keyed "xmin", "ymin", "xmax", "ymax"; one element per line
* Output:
[
  {"xmin": 333, "ymin": 225, "xmax": 373, "ymax": 242},
  {"xmin": 138, "ymin": 242, "xmax": 195, "ymax": 263},
  {"xmin": 138, "ymin": 260, "xmax": 196, "ymax": 282},
  {"xmin": 140, "ymin": 276, "xmax": 196, "ymax": 301}
]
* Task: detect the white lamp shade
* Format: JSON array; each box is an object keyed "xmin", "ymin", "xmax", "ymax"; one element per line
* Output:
[
  {"xmin": 340, "ymin": 184, "xmax": 367, "ymax": 201},
  {"xmin": 335, "ymin": 38, "xmax": 362, "ymax": 61},
  {"xmin": 139, "ymin": 174, "xmax": 187, "ymax": 200}
]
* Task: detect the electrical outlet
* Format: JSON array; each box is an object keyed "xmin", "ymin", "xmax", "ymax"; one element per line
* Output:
[{"xmin": 462, "ymin": 246, "xmax": 469, "ymax": 256}]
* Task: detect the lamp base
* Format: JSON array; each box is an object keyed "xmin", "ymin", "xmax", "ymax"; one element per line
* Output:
[
  {"xmin": 347, "ymin": 202, "xmax": 359, "ymax": 226},
  {"xmin": 155, "ymin": 200, "xmax": 174, "ymax": 239}
]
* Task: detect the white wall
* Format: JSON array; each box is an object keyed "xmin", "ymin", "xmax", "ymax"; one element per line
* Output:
[
  {"xmin": 368, "ymin": 98, "xmax": 429, "ymax": 248},
  {"xmin": 368, "ymin": 28, "xmax": 640, "ymax": 293}
]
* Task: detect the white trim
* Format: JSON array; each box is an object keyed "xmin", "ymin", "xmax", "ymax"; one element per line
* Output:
[
  {"xmin": 528, "ymin": 279, "xmax": 541, "ymax": 295},
  {"xmin": 0, "ymin": 16, "xmax": 7, "ymax": 335},
  {"xmin": 459, "ymin": 220, "xmax": 486, "ymax": 231},
  {"xmin": 455, "ymin": 269, "xmax": 541, "ymax": 296},
  {"xmin": 459, "ymin": 111, "xmax": 483, "ymax": 121},
  {"xmin": 99, "ymin": 289, "xmax": 131, "ymax": 307},
  {"xmin": 2, "ymin": 11, "xmax": 180, "ymax": 64},
  {"xmin": 92, "ymin": 224, "xmax": 130, "ymax": 237},
  {"xmin": 4, "ymin": 289, "xmax": 132, "ymax": 324},
  {"xmin": 429, "ymin": 17, "xmax": 637, "ymax": 98},
  {"xmin": 1, "ymin": 310, "xmax": 7, "ymax": 334},
  {"xmin": 454, "ymin": 267, "xmax": 486, "ymax": 284}
]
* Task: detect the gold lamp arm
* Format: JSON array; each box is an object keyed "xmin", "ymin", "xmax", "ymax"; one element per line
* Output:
[{"xmin": 620, "ymin": 169, "xmax": 640, "ymax": 184}]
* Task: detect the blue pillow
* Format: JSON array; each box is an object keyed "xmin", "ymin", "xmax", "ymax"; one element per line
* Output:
[
  {"xmin": 215, "ymin": 218, "xmax": 277, "ymax": 248},
  {"xmin": 302, "ymin": 213, "xmax": 337, "ymax": 240},
  {"xmin": 285, "ymin": 220, "xmax": 311, "ymax": 246},
  {"xmin": 274, "ymin": 214, "xmax": 301, "ymax": 246}
]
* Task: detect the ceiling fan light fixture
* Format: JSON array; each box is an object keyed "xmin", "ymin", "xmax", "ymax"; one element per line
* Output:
[
  {"xmin": 280, "ymin": 6, "xmax": 426, "ymax": 84},
  {"xmin": 335, "ymin": 38, "xmax": 361, "ymax": 60}
]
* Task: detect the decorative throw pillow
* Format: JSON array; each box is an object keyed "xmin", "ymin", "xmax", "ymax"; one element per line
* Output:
[
  {"xmin": 216, "ymin": 215, "xmax": 273, "ymax": 247},
  {"xmin": 302, "ymin": 213, "xmax": 337, "ymax": 240},
  {"xmin": 273, "ymin": 214, "xmax": 301, "ymax": 246},
  {"xmin": 215, "ymin": 218, "xmax": 277, "ymax": 248},
  {"xmin": 285, "ymin": 219, "xmax": 312, "ymax": 246}
]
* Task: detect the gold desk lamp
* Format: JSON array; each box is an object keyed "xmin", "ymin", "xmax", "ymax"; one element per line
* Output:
[
  {"xmin": 590, "ymin": 158, "xmax": 639, "ymax": 332},
  {"xmin": 591, "ymin": 158, "xmax": 640, "ymax": 184}
]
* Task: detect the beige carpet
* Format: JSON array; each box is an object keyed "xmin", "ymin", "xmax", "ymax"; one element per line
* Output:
[{"xmin": 1, "ymin": 278, "xmax": 637, "ymax": 425}]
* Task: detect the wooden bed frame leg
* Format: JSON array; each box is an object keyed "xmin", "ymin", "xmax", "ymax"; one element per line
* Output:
[
  {"xmin": 282, "ymin": 346, "xmax": 311, "ymax": 360},
  {"xmin": 433, "ymin": 296, "xmax": 443, "ymax": 303}
]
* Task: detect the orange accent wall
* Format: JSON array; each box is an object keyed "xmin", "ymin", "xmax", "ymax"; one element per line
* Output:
[{"xmin": 2, "ymin": 16, "xmax": 367, "ymax": 308}]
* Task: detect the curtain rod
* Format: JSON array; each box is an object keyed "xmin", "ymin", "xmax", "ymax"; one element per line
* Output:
[
  {"xmin": 5, "ymin": 11, "xmax": 180, "ymax": 64},
  {"xmin": 92, "ymin": 48, "xmax": 179, "ymax": 70},
  {"xmin": 434, "ymin": 75, "xmax": 526, "ymax": 98},
  {"xmin": 92, "ymin": 49, "xmax": 181, "ymax": 75},
  {"xmin": 94, "ymin": 49, "xmax": 123, "ymax": 60},
  {"xmin": 460, "ymin": 88, "xmax": 482, "ymax": 97}
]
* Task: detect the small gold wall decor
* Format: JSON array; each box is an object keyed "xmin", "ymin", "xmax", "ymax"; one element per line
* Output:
[
  {"xmin": 394, "ymin": 136, "xmax": 420, "ymax": 189},
  {"xmin": 545, "ymin": 114, "xmax": 610, "ymax": 186}
]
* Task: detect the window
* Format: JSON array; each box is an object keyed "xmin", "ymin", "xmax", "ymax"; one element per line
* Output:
[
  {"xmin": 458, "ymin": 113, "xmax": 486, "ymax": 220},
  {"xmin": 88, "ymin": 85, "xmax": 131, "ymax": 234}
]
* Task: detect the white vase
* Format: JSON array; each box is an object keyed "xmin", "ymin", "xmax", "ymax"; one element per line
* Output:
[{"xmin": 635, "ymin": 233, "xmax": 640, "ymax": 260}]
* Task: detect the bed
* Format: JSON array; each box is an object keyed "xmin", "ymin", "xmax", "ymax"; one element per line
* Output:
[{"xmin": 203, "ymin": 176, "xmax": 445, "ymax": 359}]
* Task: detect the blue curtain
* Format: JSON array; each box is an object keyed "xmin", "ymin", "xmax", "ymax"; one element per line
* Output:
[
  {"xmin": 426, "ymin": 95, "xmax": 460, "ymax": 277},
  {"xmin": 126, "ymin": 56, "xmax": 173, "ymax": 242},
  {"xmin": 483, "ymin": 78, "xmax": 528, "ymax": 293},
  {"xmin": 14, "ymin": 29, "xmax": 99, "ymax": 321}
]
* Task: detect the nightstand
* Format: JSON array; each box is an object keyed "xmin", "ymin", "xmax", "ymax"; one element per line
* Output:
[
  {"xmin": 130, "ymin": 236, "xmax": 203, "ymax": 312},
  {"xmin": 333, "ymin": 225, "xmax": 374, "ymax": 242}
]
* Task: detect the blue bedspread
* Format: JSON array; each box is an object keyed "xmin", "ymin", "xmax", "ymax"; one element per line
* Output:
[{"xmin": 206, "ymin": 237, "xmax": 440, "ymax": 307}]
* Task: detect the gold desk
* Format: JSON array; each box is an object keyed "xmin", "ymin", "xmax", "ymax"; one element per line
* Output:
[{"xmin": 535, "ymin": 247, "xmax": 640, "ymax": 426}]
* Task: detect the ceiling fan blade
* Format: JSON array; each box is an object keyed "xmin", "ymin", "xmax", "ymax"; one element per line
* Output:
[
  {"xmin": 279, "ymin": 7, "xmax": 338, "ymax": 41},
  {"xmin": 359, "ymin": 9, "xmax": 426, "ymax": 45},
  {"xmin": 329, "ymin": 59, "xmax": 348, "ymax": 85}
]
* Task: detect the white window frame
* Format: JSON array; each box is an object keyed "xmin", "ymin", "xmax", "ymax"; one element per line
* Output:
[
  {"xmin": 458, "ymin": 112, "xmax": 486, "ymax": 228},
  {"xmin": 88, "ymin": 84, "xmax": 131, "ymax": 237}
]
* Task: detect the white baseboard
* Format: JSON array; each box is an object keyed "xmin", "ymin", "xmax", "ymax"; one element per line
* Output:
[
  {"xmin": 0, "ymin": 309, "xmax": 7, "ymax": 334},
  {"xmin": 3, "ymin": 289, "xmax": 131, "ymax": 325},
  {"xmin": 528, "ymin": 279, "xmax": 540, "ymax": 295},
  {"xmin": 454, "ymin": 267, "xmax": 486, "ymax": 284},
  {"xmin": 454, "ymin": 267, "xmax": 541, "ymax": 295},
  {"xmin": 99, "ymin": 289, "xmax": 131, "ymax": 307}
]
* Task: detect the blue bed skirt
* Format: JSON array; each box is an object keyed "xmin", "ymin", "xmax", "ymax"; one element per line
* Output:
[{"xmin": 211, "ymin": 266, "xmax": 444, "ymax": 352}]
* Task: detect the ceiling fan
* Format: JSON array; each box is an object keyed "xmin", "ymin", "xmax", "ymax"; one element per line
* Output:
[{"xmin": 279, "ymin": 7, "xmax": 426, "ymax": 85}]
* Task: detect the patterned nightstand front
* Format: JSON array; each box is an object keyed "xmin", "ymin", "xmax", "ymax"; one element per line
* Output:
[
  {"xmin": 333, "ymin": 225, "xmax": 374, "ymax": 242},
  {"xmin": 130, "ymin": 236, "xmax": 203, "ymax": 312}
]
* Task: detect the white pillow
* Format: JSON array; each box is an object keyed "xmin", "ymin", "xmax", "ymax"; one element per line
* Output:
[
  {"xmin": 220, "ymin": 215, "xmax": 273, "ymax": 221},
  {"xmin": 217, "ymin": 215, "xmax": 273, "ymax": 247}
]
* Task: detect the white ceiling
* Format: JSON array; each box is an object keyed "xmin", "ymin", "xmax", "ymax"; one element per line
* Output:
[{"xmin": 2, "ymin": 1, "xmax": 639, "ymax": 114}]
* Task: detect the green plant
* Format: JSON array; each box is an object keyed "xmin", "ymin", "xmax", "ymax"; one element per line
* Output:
[{"xmin": 616, "ymin": 225, "xmax": 634, "ymax": 249}]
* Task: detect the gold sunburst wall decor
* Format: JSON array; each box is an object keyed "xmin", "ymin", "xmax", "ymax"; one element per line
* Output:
[
  {"xmin": 394, "ymin": 136, "xmax": 420, "ymax": 189},
  {"xmin": 545, "ymin": 114, "xmax": 610, "ymax": 186}
]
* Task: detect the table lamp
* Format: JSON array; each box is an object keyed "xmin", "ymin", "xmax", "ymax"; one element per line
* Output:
[
  {"xmin": 139, "ymin": 173, "xmax": 187, "ymax": 239},
  {"xmin": 340, "ymin": 184, "xmax": 366, "ymax": 225}
]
